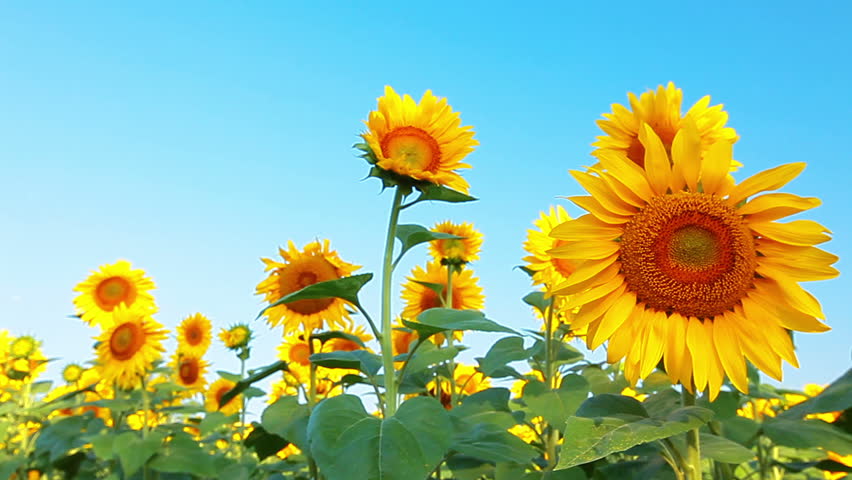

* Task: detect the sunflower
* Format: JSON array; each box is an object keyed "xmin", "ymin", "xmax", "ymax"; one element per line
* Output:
[
  {"xmin": 277, "ymin": 334, "xmax": 314, "ymax": 368},
  {"xmin": 9, "ymin": 336, "xmax": 38, "ymax": 358},
  {"xmin": 593, "ymin": 82, "xmax": 738, "ymax": 169},
  {"xmin": 401, "ymin": 261, "xmax": 485, "ymax": 320},
  {"xmin": 171, "ymin": 351, "xmax": 209, "ymax": 394},
  {"xmin": 176, "ymin": 313, "xmax": 212, "ymax": 356},
  {"xmin": 361, "ymin": 86, "xmax": 478, "ymax": 194},
  {"xmin": 326, "ymin": 325, "xmax": 372, "ymax": 352},
  {"xmin": 61, "ymin": 363, "xmax": 84, "ymax": 383},
  {"xmin": 95, "ymin": 303, "xmax": 168, "ymax": 390},
  {"xmin": 426, "ymin": 364, "xmax": 491, "ymax": 409},
  {"xmin": 205, "ymin": 378, "xmax": 242, "ymax": 416},
  {"xmin": 550, "ymin": 124, "xmax": 837, "ymax": 400},
  {"xmin": 428, "ymin": 220, "xmax": 483, "ymax": 264},
  {"xmin": 391, "ymin": 322, "xmax": 418, "ymax": 357},
  {"xmin": 256, "ymin": 240, "xmax": 360, "ymax": 334},
  {"xmin": 523, "ymin": 206, "xmax": 578, "ymax": 290},
  {"xmin": 219, "ymin": 324, "xmax": 252, "ymax": 351},
  {"xmin": 73, "ymin": 260, "xmax": 157, "ymax": 329}
]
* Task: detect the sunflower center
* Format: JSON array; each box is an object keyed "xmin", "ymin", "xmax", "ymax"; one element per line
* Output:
[
  {"xmin": 109, "ymin": 323, "xmax": 145, "ymax": 361},
  {"xmin": 95, "ymin": 277, "xmax": 136, "ymax": 311},
  {"xmin": 278, "ymin": 257, "xmax": 340, "ymax": 315},
  {"xmin": 215, "ymin": 385, "xmax": 233, "ymax": 407},
  {"xmin": 380, "ymin": 126, "xmax": 441, "ymax": 172},
  {"xmin": 186, "ymin": 326, "xmax": 203, "ymax": 345},
  {"xmin": 620, "ymin": 192, "xmax": 756, "ymax": 318},
  {"xmin": 288, "ymin": 343, "xmax": 311, "ymax": 365},
  {"xmin": 178, "ymin": 358, "xmax": 199, "ymax": 385}
]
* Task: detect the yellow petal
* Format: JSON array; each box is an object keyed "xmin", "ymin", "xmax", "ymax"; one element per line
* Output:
[
  {"xmin": 639, "ymin": 124, "xmax": 672, "ymax": 195},
  {"xmin": 597, "ymin": 151, "xmax": 654, "ymax": 201},
  {"xmin": 671, "ymin": 117, "xmax": 702, "ymax": 192},
  {"xmin": 573, "ymin": 283, "xmax": 628, "ymax": 330},
  {"xmin": 686, "ymin": 318, "xmax": 710, "ymax": 391},
  {"xmin": 732, "ymin": 315, "xmax": 783, "ymax": 382},
  {"xmin": 550, "ymin": 214, "xmax": 623, "ymax": 241},
  {"xmin": 639, "ymin": 309, "xmax": 666, "ymax": 379},
  {"xmin": 700, "ymin": 140, "xmax": 733, "ymax": 195},
  {"xmin": 713, "ymin": 313, "xmax": 748, "ymax": 394},
  {"xmin": 551, "ymin": 256, "xmax": 619, "ymax": 294},
  {"xmin": 756, "ymin": 259, "xmax": 839, "ymax": 282},
  {"xmin": 750, "ymin": 220, "xmax": 832, "ymax": 246},
  {"xmin": 568, "ymin": 196, "xmax": 631, "ymax": 225},
  {"xmin": 564, "ymin": 276, "xmax": 625, "ymax": 310},
  {"xmin": 727, "ymin": 163, "xmax": 806, "ymax": 206},
  {"xmin": 757, "ymin": 241, "xmax": 839, "ymax": 267},
  {"xmin": 739, "ymin": 193, "xmax": 821, "ymax": 223},
  {"xmin": 745, "ymin": 291, "xmax": 829, "ymax": 334},
  {"xmin": 600, "ymin": 172, "xmax": 646, "ymax": 208},
  {"xmin": 588, "ymin": 291, "xmax": 637, "ymax": 350},
  {"xmin": 607, "ymin": 313, "xmax": 637, "ymax": 364},
  {"xmin": 570, "ymin": 170, "xmax": 638, "ymax": 216},
  {"xmin": 548, "ymin": 240, "xmax": 620, "ymax": 260},
  {"xmin": 763, "ymin": 323, "xmax": 799, "ymax": 368},
  {"xmin": 756, "ymin": 277, "xmax": 825, "ymax": 320},
  {"xmin": 663, "ymin": 312, "xmax": 686, "ymax": 385},
  {"xmin": 705, "ymin": 326, "xmax": 726, "ymax": 402}
]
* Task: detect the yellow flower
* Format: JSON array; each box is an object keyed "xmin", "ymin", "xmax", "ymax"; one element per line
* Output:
[
  {"xmin": 391, "ymin": 322, "xmax": 418, "ymax": 357},
  {"xmin": 95, "ymin": 303, "xmax": 168, "ymax": 390},
  {"xmin": 362, "ymin": 86, "xmax": 478, "ymax": 194},
  {"xmin": 824, "ymin": 452, "xmax": 852, "ymax": 480},
  {"xmin": 73, "ymin": 260, "xmax": 157, "ymax": 329},
  {"xmin": 171, "ymin": 350, "xmax": 209, "ymax": 394},
  {"xmin": 9, "ymin": 336, "xmax": 38, "ymax": 358},
  {"xmin": 256, "ymin": 240, "xmax": 360, "ymax": 334},
  {"xmin": 523, "ymin": 206, "xmax": 577, "ymax": 290},
  {"xmin": 426, "ymin": 364, "xmax": 491, "ymax": 409},
  {"xmin": 510, "ymin": 370, "xmax": 545, "ymax": 399},
  {"xmin": 176, "ymin": 313, "xmax": 212, "ymax": 356},
  {"xmin": 326, "ymin": 325, "xmax": 373, "ymax": 352},
  {"xmin": 620, "ymin": 386, "xmax": 648, "ymax": 402},
  {"xmin": 508, "ymin": 422, "xmax": 540, "ymax": 445},
  {"xmin": 428, "ymin": 220, "xmax": 483, "ymax": 264},
  {"xmin": 276, "ymin": 443, "xmax": 302, "ymax": 460},
  {"xmin": 61, "ymin": 363, "xmax": 84, "ymax": 383},
  {"xmin": 219, "ymin": 324, "xmax": 252, "ymax": 351},
  {"xmin": 277, "ymin": 334, "xmax": 314, "ymax": 368},
  {"xmin": 593, "ymin": 82, "xmax": 738, "ymax": 169},
  {"xmin": 205, "ymin": 378, "xmax": 242, "ymax": 416},
  {"xmin": 550, "ymin": 123, "xmax": 837, "ymax": 400},
  {"xmin": 401, "ymin": 262, "xmax": 485, "ymax": 320}
]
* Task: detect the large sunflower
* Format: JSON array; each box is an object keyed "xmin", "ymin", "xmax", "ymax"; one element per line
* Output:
[
  {"xmin": 401, "ymin": 261, "xmax": 485, "ymax": 320},
  {"xmin": 176, "ymin": 313, "xmax": 212, "ymax": 356},
  {"xmin": 277, "ymin": 334, "xmax": 314, "ymax": 368},
  {"xmin": 362, "ymin": 86, "xmax": 478, "ymax": 194},
  {"xmin": 550, "ymin": 125, "xmax": 837, "ymax": 400},
  {"xmin": 205, "ymin": 378, "xmax": 242, "ymax": 416},
  {"xmin": 74, "ymin": 260, "xmax": 157, "ymax": 329},
  {"xmin": 95, "ymin": 304, "xmax": 168, "ymax": 390},
  {"xmin": 428, "ymin": 220, "xmax": 483, "ymax": 264},
  {"xmin": 523, "ymin": 205, "xmax": 577, "ymax": 289},
  {"xmin": 593, "ymin": 82, "xmax": 738, "ymax": 168},
  {"xmin": 256, "ymin": 240, "xmax": 360, "ymax": 334}
]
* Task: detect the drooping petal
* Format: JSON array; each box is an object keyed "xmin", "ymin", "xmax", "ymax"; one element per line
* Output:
[
  {"xmin": 700, "ymin": 140, "xmax": 733, "ymax": 195},
  {"xmin": 739, "ymin": 193, "xmax": 820, "ymax": 222},
  {"xmin": 588, "ymin": 291, "xmax": 637, "ymax": 350},
  {"xmin": 750, "ymin": 220, "xmax": 832, "ymax": 246},
  {"xmin": 713, "ymin": 313, "xmax": 748, "ymax": 394},
  {"xmin": 639, "ymin": 124, "xmax": 672, "ymax": 195},
  {"xmin": 727, "ymin": 163, "xmax": 806, "ymax": 206}
]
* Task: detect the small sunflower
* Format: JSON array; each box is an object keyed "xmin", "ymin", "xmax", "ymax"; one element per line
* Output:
[
  {"xmin": 219, "ymin": 323, "xmax": 252, "ymax": 351},
  {"xmin": 593, "ymin": 82, "xmax": 738, "ymax": 168},
  {"xmin": 401, "ymin": 261, "xmax": 485, "ymax": 320},
  {"xmin": 428, "ymin": 220, "xmax": 483, "ymax": 265},
  {"xmin": 277, "ymin": 334, "xmax": 314, "ymax": 368},
  {"xmin": 550, "ymin": 124, "xmax": 837, "ymax": 400},
  {"xmin": 176, "ymin": 313, "xmax": 212, "ymax": 356},
  {"xmin": 171, "ymin": 351, "xmax": 209, "ymax": 394},
  {"xmin": 61, "ymin": 363, "xmax": 85, "ymax": 383},
  {"xmin": 256, "ymin": 240, "xmax": 360, "ymax": 334},
  {"xmin": 9, "ymin": 335, "xmax": 38, "ymax": 358},
  {"xmin": 361, "ymin": 86, "xmax": 478, "ymax": 194},
  {"xmin": 426, "ymin": 364, "xmax": 491, "ymax": 409},
  {"xmin": 205, "ymin": 378, "xmax": 242, "ymax": 416},
  {"xmin": 326, "ymin": 325, "xmax": 372, "ymax": 352},
  {"xmin": 73, "ymin": 260, "xmax": 157, "ymax": 329},
  {"xmin": 95, "ymin": 303, "xmax": 168, "ymax": 390},
  {"xmin": 523, "ymin": 206, "xmax": 577, "ymax": 290},
  {"xmin": 391, "ymin": 322, "xmax": 418, "ymax": 357}
]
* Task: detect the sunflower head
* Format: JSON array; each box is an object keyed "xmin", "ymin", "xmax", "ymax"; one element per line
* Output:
[
  {"xmin": 428, "ymin": 220, "xmax": 483, "ymax": 265},
  {"xmin": 523, "ymin": 205, "xmax": 577, "ymax": 290},
  {"xmin": 593, "ymin": 82, "xmax": 738, "ymax": 168},
  {"xmin": 73, "ymin": 260, "xmax": 157, "ymax": 329},
  {"xmin": 177, "ymin": 313, "xmax": 212, "ymax": 356},
  {"xmin": 401, "ymin": 261, "xmax": 485, "ymax": 321},
  {"xmin": 95, "ymin": 303, "xmax": 168, "ymax": 390},
  {"xmin": 326, "ymin": 325, "xmax": 372, "ymax": 352},
  {"xmin": 10, "ymin": 335, "xmax": 38, "ymax": 358},
  {"xmin": 551, "ymin": 122, "xmax": 837, "ymax": 400},
  {"xmin": 205, "ymin": 378, "xmax": 242, "ymax": 416},
  {"xmin": 219, "ymin": 324, "xmax": 252, "ymax": 351},
  {"xmin": 171, "ymin": 350, "xmax": 208, "ymax": 394},
  {"xmin": 62, "ymin": 363, "xmax": 85, "ymax": 383},
  {"xmin": 360, "ymin": 86, "xmax": 478, "ymax": 194},
  {"xmin": 277, "ymin": 334, "xmax": 314, "ymax": 367},
  {"xmin": 391, "ymin": 323, "xmax": 418, "ymax": 357},
  {"xmin": 256, "ymin": 240, "xmax": 360, "ymax": 334}
]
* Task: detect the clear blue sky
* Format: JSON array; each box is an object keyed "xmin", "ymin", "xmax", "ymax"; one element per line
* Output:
[{"xmin": 1, "ymin": 2, "xmax": 850, "ymax": 399}]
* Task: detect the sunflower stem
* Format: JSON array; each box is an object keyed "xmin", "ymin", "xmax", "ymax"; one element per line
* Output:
[
  {"xmin": 543, "ymin": 295, "xmax": 558, "ymax": 470},
  {"xmin": 380, "ymin": 188, "xmax": 405, "ymax": 416},
  {"xmin": 444, "ymin": 264, "xmax": 458, "ymax": 407},
  {"xmin": 682, "ymin": 388, "xmax": 701, "ymax": 480},
  {"xmin": 239, "ymin": 351, "xmax": 247, "ymax": 453}
]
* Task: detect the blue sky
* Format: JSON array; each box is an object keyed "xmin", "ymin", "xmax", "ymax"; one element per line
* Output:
[{"xmin": 1, "ymin": 2, "xmax": 850, "ymax": 403}]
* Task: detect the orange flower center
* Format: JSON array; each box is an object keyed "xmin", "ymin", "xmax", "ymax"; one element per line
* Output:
[
  {"xmin": 185, "ymin": 325, "xmax": 203, "ymax": 346},
  {"xmin": 178, "ymin": 358, "xmax": 200, "ymax": 385},
  {"xmin": 393, "ymin": 330, "xmax": 416, "ymax": 355},
  {"xmin": 277, "ymin": 257, "xmax": 340, "ymax": 315},
  {"xmin": 215, "ymin": 385, "xmax": 233, "ymax": 408},
  {"xmin": 380, "ymin": 126, "xmax": 441, "ymax": 172},
  {"xmin": 95, "ymin": 277, "xmax": 136, "ymax": 311},
  {"xmin": 109, "ymin": 322, "xmax": 145, "ymax": 361},
  {"xmin": 620, "ymin": 192, "xmax": 756, "ymax": 318},
  {"xmin": 288, "ymin": 343, "xmax": 312, "ymax": 365}
]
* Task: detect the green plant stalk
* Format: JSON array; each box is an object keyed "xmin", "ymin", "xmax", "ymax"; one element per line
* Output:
[
  {"xmin": 543, "ymin": 295, "xmax": 558, "ymax": 470},
  {"xmin": 380, "ymin": 188, "xmax": 405, "ymax": 416},
  {"xmin": 307, "ymin": 330, "xmax": 320, "ymax": 479},
  {"xmin": 17, "ymin": 378, "xmax": 33, "ymax": 479},
  {"xmin": 682, "ymin": 388, "xmax": 701, "ymax": 480},
  {"xmin": 141, "ymin": 375, "xmax": 151, "ymax": 480},
  {"xmin": 444, "ymin": 264, "xmax": 458, "ymax": 407}
]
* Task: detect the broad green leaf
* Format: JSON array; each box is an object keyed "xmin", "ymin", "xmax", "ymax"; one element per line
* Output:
[
  {"xmin": 244, "ymin": 424, "xmax": 289, "ymax": 460},
  {"xmin": 149, "ymin": 441, "xmax": 218, "ymax": 477},
  {"xmin": 447, "ymin": 456, "xmax": 493, "ymax": 480},
  {"xmin": 523, "ymin": 375, "xmax": 590, "ymax": 427},
  {"xmin": 414, "ymin": 184, "xmax": 477, "ymax": 203},
  {"xmin": 402, "ymin": 343, "xmax": 460, "ymax": 374},
  {"xmin": 522, "ymin": 291, "xmax": 550, "ymax": 316},
  {"xmin": 114, "ymin": 431, "xmax": 165, "ymax": 477},
  {"xmin": 576, "ymin": 393, "xmax": 648, "ymax": 418},
  {"xmin": 220, "ymin": 360, "xmax": 289, "ymax": 406},
  {"xmin": 581, "ymin": 365, "xmax": 628, "ymax": 394},
  {"xmin": 395, "ymin": 224, "xmax": 463, "ymax": 259},
  {"xmin": 477, "ymin": 336, "xmax": 531, "ymax": 377},
  {"xmin": 261, "ymin": 396, "xmax": 311, "ymax": 450},
  {"xmin": 591, "ymin": 457, "xmax": 676, "ymax": 480},
  {"xmin": 780, "ymin": 368, "xmax": 852, "ymax": 419},
  {"xmin": 450, "ymin": 388, "xmax": 517, "ymax": 429},
  {"xmin": 199, "ymin": 411, "xmax": 232, "ymax": 436},
  {"xmin": 0, "ymin": 456, "xmax": 25, "ymax": 480},
  {"xmin": 35, "ymin": 415, "xmax": 105, "ymax": 462},
  {"xmin": 698, "ymin": 391, "xmax": 741, "ymax": 420},
  {"xmin": 404, "ymin": 308, "xmax": 518, "ymax": 340},
  {"xmin": 258, "ymin": 273, "xmax": 373, "ymax": 317},
  {"xmin": 310, "ymin": 350, "xmax": 382, "ymax": 377},
  {"xmin": 643, "ymin": 389, "xmax": 681, "ymax": 418},
  {"xmin": 555, "ymin": 406, "xmax": 714, "ymax": 470},
  {"xmin": 699, "ymin": 433, "xmax": 754, "ymax": 464},
  {"xmin": 720, "ymin": 416, "xmax": 760, "ymax": 447},
  {"xmin": 311, "ymin": 330, "xmax": 367, "ymax": 348},
  {"xmin": 763, "ymin": 418, "xmax": 852, "ymax": 455},
  {"xmin": 530, "ymin": 339, "xmax": 584, "ymax": 365},
  {"xmin": 308, "ymin": 395, "xmax": 453, "ymax": 480},
  {"xmin": 451, "ymin": 423, "xmax": 538, "ymax": 464}
]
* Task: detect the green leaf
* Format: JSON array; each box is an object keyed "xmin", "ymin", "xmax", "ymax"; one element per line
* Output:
[
  {"xmin": 220, "ymin": 360, "xmax": 289, "ymax": 406},
  {"xmin": 402, "ymin": 343, "xmax": 460, "ymax": 374},
  {"xmin": 114, "ymin": 431, "xmax": 164, "ymax": 477},
  {"xmin": 198, "ymin": 411, "xmax": 232, "ymax": 436},
  {"xmin": 523, "ymin": 375, "xmax": 590, "ymax": 427},
  {"xmin": 698, "ymin": 391, "xmax": 741, "ymax": 420},
  {"xmin": 310, "ymin": 350, "xmax": 383, "ymax": 377},
  {"xmin": 555, "ymin": 406, "xmax": 714, "ymax": 470},
  {"xmin": 642, "ymin": 389, "xmax": 682, "ymax": 418},
  {"xmin": 395, "ymin": 224, "xmax": 463, "ymax": 260},
  {"xmin": 477, "ymin": 336, "xmax": 531, "ymax": 377},
  {"xmin": 780, "ymin": 368, "xmax": 852, "ymax": 419},
  {"xmin": 414, "ymin": 184, "xmax": 477, "ymax": 204},
  {"xmin": 0, "ymin": 456, "xmax": 26, "ymax": 480},
  {"xmin": 311, "ymin": 330, "xmax": 367, "ymax": 348},
  {"xmin": 35, "ymin": 415, "xmax": 105, "ymax": 462},
  {"xmin": 581, "ymin": 365, "xmax": 628, "ymax": 394},
  {"xmin": 763, "ymin": 418, "xmax": 852, "ymax": 455},
  {"xmin": 452, "ymin": 423, "xmax": 538, "ymax": 464},
  {"xmin": 244, "ymin": 424, "xmax": 289, "ymax": 460},
  {"xmin": 149, "ymin": 440, "xmax": 218, "ymax": 477},
  {"xmin": 720, "ymin": 416, "xmax": 760, "ymax": 447},
  {"xmin": 258, "ymin": 273, "xmax": 373, "ymax": 317},
  {"xmin": 699, "ymin": 433, "xmax": 754, "ymax": 464},
  {"xmin": 575, "ymin": 393, "xmax": 649, "ymax": 418},
  {"xmin": 450, "ymin": 388, "xmax": 517, "ymax": 430},
  {"xmin": 404, "ymin": 308, "xmax": 518, "ymax": 340},
  {"xmin": 522, "ymin": 291, "xmax": 550, "ymax": 316},
  {"xmin": 307, "ymin": 395, "xmax": 453, "ymax": 480},
  {"xmin": 261, "ymin": 396, "xmax": 311, "ymax": 450}
]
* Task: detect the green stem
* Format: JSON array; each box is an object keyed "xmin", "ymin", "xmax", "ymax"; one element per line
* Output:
[
  {"xmin": 543, "ymin": 295, "xmax": 558, "ymax": 470},
  {"xmin": 397, "ymin": 339, "xmax": 425, "ymax": 386},
  {"xmin": 141, "ymin": 375, "xmax": 151, "ymax": 480},
  {"xmin": 239, "ymin": 352, "xmax": 247, "ymax": 451},
  {"xmin": 682, "ymin": 388, "xmax": 701, "ymax": 480},
  {"xmin": 444, "ymin": 264, "xmax": 458, "ymax": 407},
  {"xmin": 380, "ymin": 188, "xmax": 405, "ymax": 416}
]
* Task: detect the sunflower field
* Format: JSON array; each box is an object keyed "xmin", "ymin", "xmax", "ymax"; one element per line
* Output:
[{"xmin": 1, "ymin": 83, "xmax": 850, "ymax": 480}]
